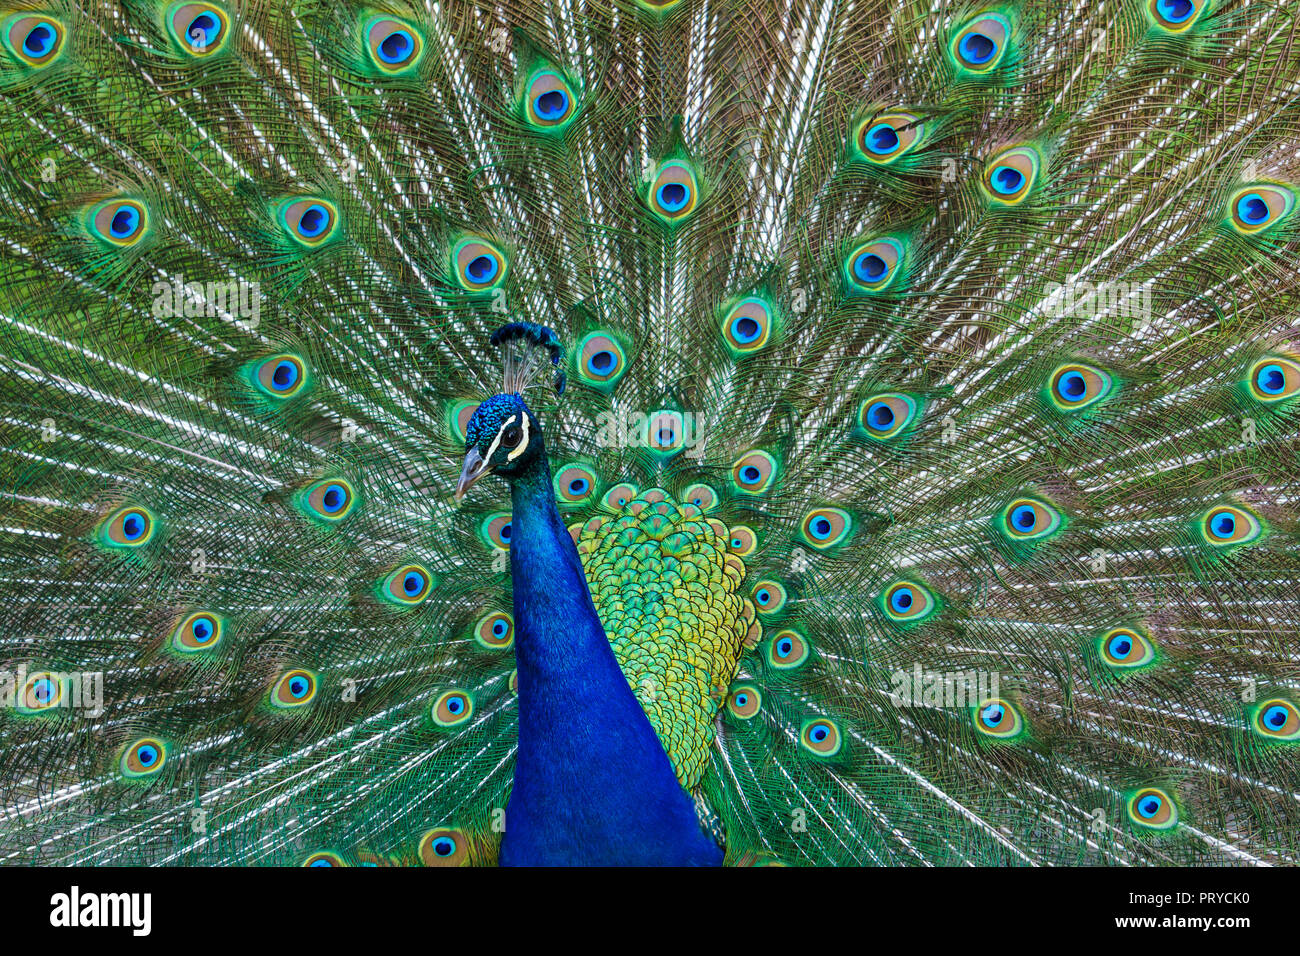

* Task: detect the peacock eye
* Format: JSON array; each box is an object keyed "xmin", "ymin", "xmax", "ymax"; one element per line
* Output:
[{"xmin": 501, "ymin": 423, "xmax": 522, "ymax": 448}]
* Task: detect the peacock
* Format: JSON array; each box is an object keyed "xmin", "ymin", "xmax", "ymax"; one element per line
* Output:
[{"xmin": 0, "ymin": 0, "xmax": 1298, "ymax": 868}]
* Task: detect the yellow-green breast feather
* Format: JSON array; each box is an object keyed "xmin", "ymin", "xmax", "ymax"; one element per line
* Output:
[{"xmin": 570, "ymin": 486, "xmax": 759, "ymax": 788}]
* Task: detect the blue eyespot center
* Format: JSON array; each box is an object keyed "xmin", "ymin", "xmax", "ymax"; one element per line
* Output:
[
  {"xmin": 1158, "ymin": 0, "xmax": 1194, "ymax": 23},
  {"xmin": 1108, "ymin": 636, "xmax": 1131, "ymax": 658},
  {"xmin": 24, "ymin": 23, "xmax": 54, "ymax": 55},
  {"xmin": 960, "ymin": 31, "xmax": 996, "ymax": 64},
  {"xmin": 1138, "ymin": 795, "xmax": 1161, "ymax": 818},
  {"xmin": 379, "ymin": 30, "xmax": 412, "ymax": 63},
  {"xmin": 980, "ymin": 703, "xmax": 1004, "ymax": 727},
  {"xmin": 588, "ymin": 350, "xmax": 615, "ymax": 374},
  {"xmin": 869, "ymin": 402, "xmax": 894, "ymax": 428},
  {"xmin": 1256, "ymin": 364, "xmax": 1285, "ymax": 393},
  {"xmin": 992, "ymin": 166, "xmax": 1023, "ymax": 194},
  {"xmin": 735, "ymin": 693, "xmax": 748, "ymax": 706},
  {"xmin": 1210, "ymin": 511, "xmax": 1235, "ymax": 538},
  {"xmin": 866, "ymin": 124, "xmax": 899, "ymax": 154},
  {"xmin": 812, "ymin": 518, "xmax": 832, "ymax": 539},
  {"xmin": 466, "ymin": 254, "xmax": 497, "ymax": 283},
  {"xmin": 657, "ymin": 182, "xmax": 689, "ymax": 212},
  {"xmin": 192, "ymin": 618, "xmax": 212, "ymax": 641},
  {"xmin": 499, "ymin": 523, "xmax": 511, "ymax": 542},
  {"xmin": 1011, "ymin": 505, "xmax": 1037, "ymax": 531},
  {"xmin": 187, "ymin": 12, "xmax": 220, "ymax": 48},
  {"xmin": 756, "ymin": 589, "xmax": 770, "ymax": 604},
  {"xmin": 492, "ymin": 620, "xmax": 507, "ymax": 636},
  {"xmin": 811, "ymin": 724, "xmax": 828, "ymax": 741},
  {"xmin": 1237, "ymin": 194, "xmax": 1268, "ymax": 224},
  {"xmin": 1058, "ymin": 370, "xmax": 1086, "ymax": 398},
  {"xmin": 321, "ymin": 484, "xmax": 346, "ymax": 513},
  {"xmin": 568, "ymin": 478, "xmax": 588, "ymax": 495},
  {"xmin": 535, "ymin": 89, "xmax": 568, "ymax": 119},
  {"xmin": 1264, "ymin": 705, "xmax": 1288, "ymax": 728},
  {"xmin": 271, "ymin": 360, "xmax": 298, "ymax": 390},
  {"xmin": 403, "ymin": 572, "xmax": 423, "ymax": 594},
  {"xmin": 854, "ymin": 253, "xmax": 887, "ymax": 282},
  {"xmin": 122, "ymin": 512, "xmax": 145, "ymax": 540},
  {"xmin": 447, "ymin": 697, "xmax": 464, "ymax": 714},
  {"xmin": 110, "ymin": 207, "xmax": 139, "ymax": 238},
  {"xmin": 742, "ymin": 466, "xmax": 761, "ymax": 483},
  {"xmin": 290, "ymin": 677, "xmax": 309, "ymax": 697},
  {"xmin": 298, "ymin": 205, "xmax": 329, "ymax": 238},
  {"xmin": 33, "ymin": 680, "xmax": 53, "ymax": 702},
  {"xmin": 777, "ymin": 639, "xmax": 793, "ymax": 655},
  {"xmin": 731, "ymin": 316, "xmax": 761, "ymax": 343},
  {"xmin": 138, "ymin": 745, "xmax": 158, "ymax": 766},
  {"xmin": 433, "ymin": 837, "xmax": 455, "ymax": 856}
]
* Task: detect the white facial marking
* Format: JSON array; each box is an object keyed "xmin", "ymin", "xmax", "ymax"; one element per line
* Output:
[
  {"xmin": 481, "ymin": 414, "xmax": 515, "ymax": 466},
  {"xmin": 507, "ymin": 414, "xmax": 530, "ymax": 461}
]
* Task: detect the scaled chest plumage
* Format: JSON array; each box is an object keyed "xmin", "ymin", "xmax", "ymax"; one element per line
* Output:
[{"xmin": 568, "ymin": 486, "xmax": 760, "ymax": 788}]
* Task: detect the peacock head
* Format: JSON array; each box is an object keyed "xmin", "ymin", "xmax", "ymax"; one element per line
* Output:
[{"xmin": 456, "ymin": 393, "xmax": 544, "ymax": 501}]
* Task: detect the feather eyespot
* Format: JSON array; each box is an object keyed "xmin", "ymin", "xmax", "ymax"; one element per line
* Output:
[
  {"xmin": 683, "ymin": 483, "xmax": 718, "ymax": 513},
  {"xmin": 172, "ymin": 612, "xmax": 223, "ymax": 652},
  {"xmin": 419, "ymin": 827, "xmax": 469, "ymax": 866},
  {"xmin": 277, "ymin": 198, "xmax": 339, "ymax": 247},
  {"xmin": 799, "ymin": 718, "xmax": 842, "ymax": 756},
  {"xmin": 602, "ymin": 482, "xmax": 638, "ymax": 510},
  {"xmin": 727, "ymin": 525, "xmax": 757, "ymax": 556},
  {"xmin": 732, "ymin": 450, "xmax": 778, "ymax": 495},
  {"xmin": 1227, "ymin": 184, "xmax": 1294, "ymax": 234},
  {"xmin": 1148, "ymin": 0, "xmax": 1207, "ymax": 31},
  {"xmin": 18, "ymin": 672, "xmax": 65, "ymax": 713},
  {"xmin": 846, "ymin": 237, "xmax": 905, "ymax": 291},
  {"xmin": 858, "ymin": 393, "xmax": 920, "ymax": 441},
  {"xmin": 1001, "ymin": 497, "xmax": 1063, "ymax": 540},
  {"xmin": 299, "ymin": 479, "xmax": 356, "ymax": 523},
  {"xmin": 88, "ymin": 199, "xmax": 148, "ymax": 246},
  {"xmin": 365, "ymin": 16, "xmax": 422, "ymax": 71},
  {"xmin": 721, "ymin": 297, "xmax": 774, "ymax": 354},
  {"xmin": 1199, "ymin": 504, "xmax": 1262, "ymax": 548},
  {"xmin": 646, "ymin": 161, "xmax": 698, "ymax": 221},
  {"xmin": 3, "ymin": 14, "xmax": 65, "ymax": 67},
  {"xmin": 1252, "ymin": 699, "xmax": 1300, "ymax": 741},
  {"xmin": 480, "ymin": 512, "xmax": 512, "ymax": 550},
  {"xmin": 855, "ymin": 112, "xmax": 926, "ymax": 164},
  {"xmin": 726, "ymin": 685, "xmax": 762, "ymax": 719},
  {"xmin": 272, "ymin": 669, "xmax": 316, "ymax": 708},
  {"xmin": 452, "ymin": 237, "xmax": 507, "ymax": 291},
  {"xmin": 646, "ymin": 410, "xmax": 686, "ymax": 456},
  {"xmin": 1099, "ymin": 626, "xmax": 1157, "ymax": 670},
  {"xmin": 981, "ymin": 146, "xmax": 1040, "ymax": 205},
  {"xmin": 881, "ymin": 579, "xmax": 938, "ymax": 625},
  {"xmin": 121, "ymin": 738, "xmax": 167, "ymax": 778},
  {"xmin": 1247, "ymin": 356, "xmax": 1300, "ymax": 403},
  {"xmin": 167, "ymin": 3, "xmax": 230, "ymax": 56},
  {"xmin": 1049, "ymin": 363, "xmax": 1113, "ymax": 411},
  {"xmin": 475, "ymin": 611, "xmax": 513, "ymax": 649},
  {"xmin": 100, "ymin": 506, "xmax": 156, "ymax": 548},
  {"xmin": 380, "ymin": 564, "xmax": 433, "ymax": 607},
  {"xmin": 432, "ymin": 690, "xmax": 473, "ymax": 727},
  {"xmin": 577, "ymin": 332, "xmax": 627, "ymax": 389},
  {"xmin": 1126, "ymin": 787, "xmax": 1178, "ymax": 830},
  {"xmin": 447, "ymin": 400, "xmax": 480, "ymax": 444},
  {"xmin": 525, "ymin": 69, "xmax": 575, "ymax": 128},
  {"xmin": 253, "ymin": 353, "xmax": 307, "ymax": 399},
  {"xmin": 972, "ymin": 697, "xmax": 1023, "ymax": 740},
  {"xmin": 555, "ymin": 464, "xmax": 598, "ymax": 505},
  {"xmin": 767, "ymin": 629, "xmax": 809, "ymax": 670},
  {"xmin": 303, "ymin": 851, "xmax": 346, "ymax": 867},
  {"xmin": 950, "ymin": 12, "xmax": 1010, "ymax": 72},
  {"xmin": 799, "ymin": 507, "xmax": 852, "ymax": 550},
  {"xmin": 750, "ymin": 579, "xmax": 787, "ymax": 616}
]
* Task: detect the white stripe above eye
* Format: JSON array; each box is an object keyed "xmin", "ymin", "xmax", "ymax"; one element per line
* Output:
[
  {"xmin": 481, "ymin": 414, "xmax": 515, "ymax": 465},
  {"xmin": 507, "ymin": 414, "xmax": 530, "ymax": 461}
]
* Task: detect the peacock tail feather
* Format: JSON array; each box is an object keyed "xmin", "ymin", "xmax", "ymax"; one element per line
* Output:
[{"xmin": 0, "ymin": 0, "xmax": 1299, "ymax": 865}]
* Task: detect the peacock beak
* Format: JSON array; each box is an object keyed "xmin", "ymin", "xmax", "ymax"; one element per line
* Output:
[{"xmin": 455, "ymin": 448, "xmax": 490, "ymax": 503}]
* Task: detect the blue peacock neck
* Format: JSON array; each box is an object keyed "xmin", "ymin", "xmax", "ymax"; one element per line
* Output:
[{"xmin": 499, "ymin": 448, "xmax": 722, "ymax": 866}]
